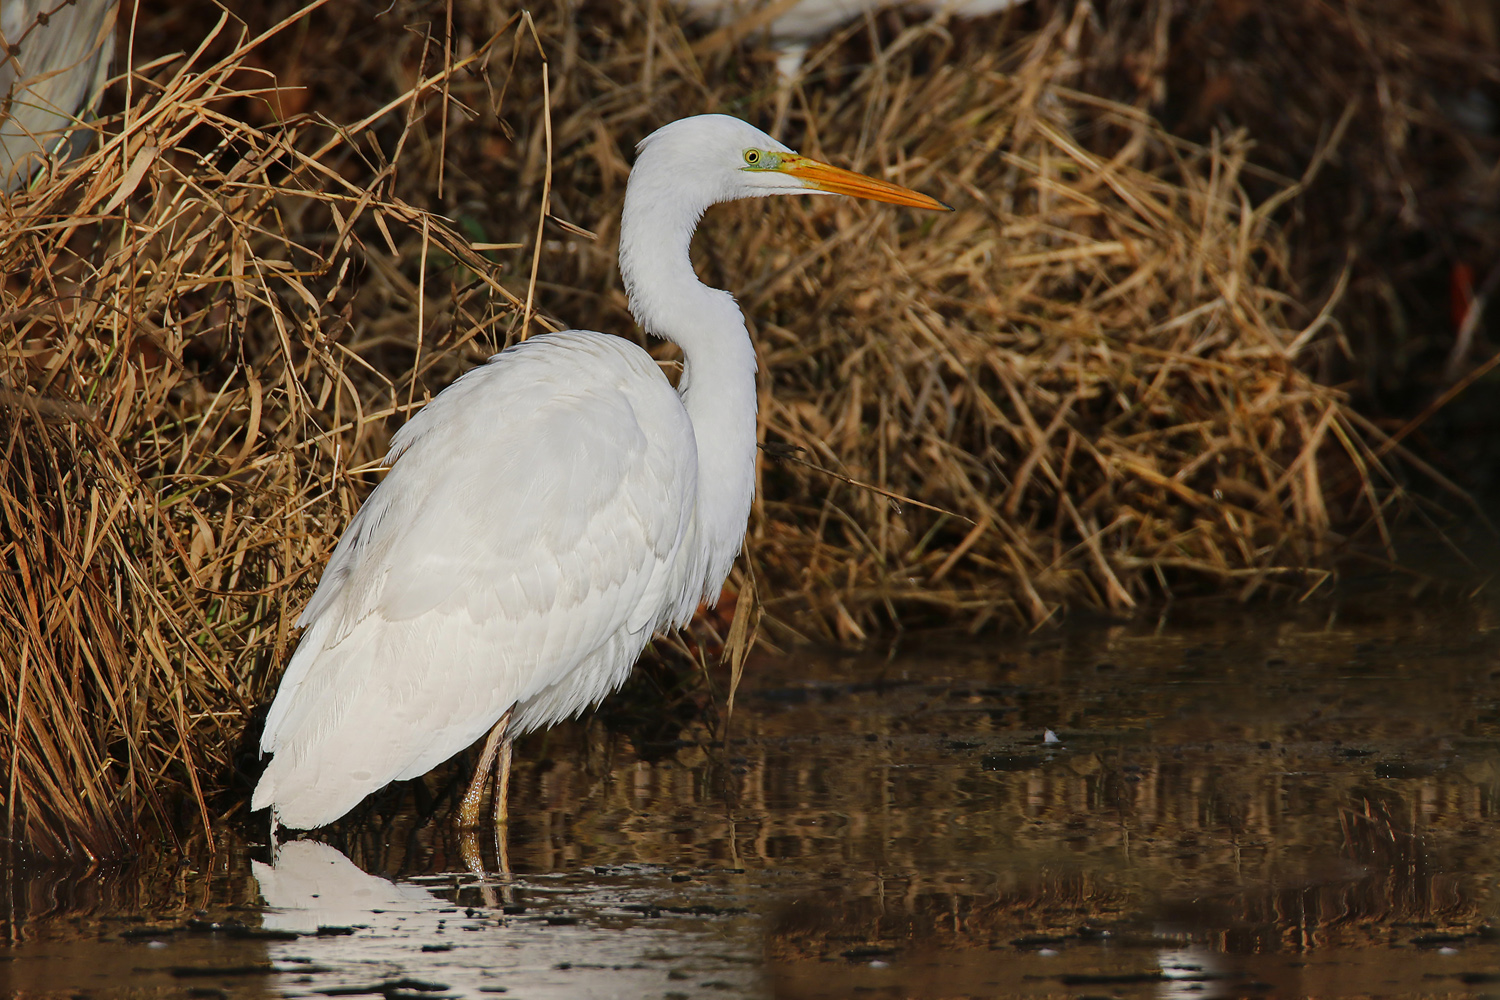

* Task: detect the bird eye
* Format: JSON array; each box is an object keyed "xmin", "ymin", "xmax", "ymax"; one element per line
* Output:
[{"xmin": 743, "ymin": 148, "xmax": 761, "ymax": 165}]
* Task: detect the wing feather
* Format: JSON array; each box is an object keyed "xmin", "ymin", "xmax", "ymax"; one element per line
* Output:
[{"xmin": 254, "ymin": 332, "xmax": 698, "ymax": 829}]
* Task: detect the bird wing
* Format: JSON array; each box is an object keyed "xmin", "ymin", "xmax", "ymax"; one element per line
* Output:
[{"xmin": 255, "ymin": 332, "xmax": 697, "ymax": 827}]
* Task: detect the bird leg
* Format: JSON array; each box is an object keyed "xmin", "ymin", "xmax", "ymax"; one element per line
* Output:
[
  {"xmin": 492, "ymin": 729, "xmax": 514, "ymax": 875},
  {"xmin": 458, "ymin": 708, "xmax": 511, "ymax": 829},
  {"xmin": 494, "ymin": 729, "xmax": 513, "ymax": 827}
]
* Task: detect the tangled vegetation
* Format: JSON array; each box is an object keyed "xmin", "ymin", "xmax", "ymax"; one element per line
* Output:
[{"xmin": 1, "ymin": 0, "xmax": 1486, "ymax": 859}]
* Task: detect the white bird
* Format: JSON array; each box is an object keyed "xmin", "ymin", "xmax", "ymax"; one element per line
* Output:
[
  {"xmin": 251, "ymin": 113, "xmax": 949, "ymax": 832},
  {"xmin": 1, "ymin": 0, "xmax": 118, "ymax": 191},
  {"xmin": 679, "ymin": 0, "xmax": 1030, "ymax": 80}
]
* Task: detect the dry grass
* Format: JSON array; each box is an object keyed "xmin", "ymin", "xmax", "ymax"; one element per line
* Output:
[
  {"xmin": 494, "ymin": 0, "xmax": 1419, "ymax": 635},
  {"xmin": 1, "ymin": 1, "xmax": 532, "ymax": 859},
  {"xmin": 0, "ymin": 0, "xmax": 1470, "ymax": 859},
  {"xmin": 1071, "ymin": 0, "xmax": 1500, "ymax": 406}
]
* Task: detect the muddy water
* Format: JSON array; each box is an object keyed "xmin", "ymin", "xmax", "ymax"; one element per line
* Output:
[{"xmin": 8, "ymin": 598, "xmax": 1500, "ymax": 998}]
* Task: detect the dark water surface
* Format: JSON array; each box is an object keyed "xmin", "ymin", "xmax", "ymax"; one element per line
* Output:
[{"xmin": 9, "ymin": 597, "xmax": 1500, "ymax": 998}]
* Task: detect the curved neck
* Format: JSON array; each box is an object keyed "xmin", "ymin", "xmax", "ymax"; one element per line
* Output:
[{"xmin": 619, "ymin": 173, "xmax": 758, "ymax": 598}]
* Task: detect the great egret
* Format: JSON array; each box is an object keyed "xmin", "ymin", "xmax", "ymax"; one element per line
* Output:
[
  {"xmin": 251, "ymin": 113, "xmax": 949, "ymax": 832},
  {"xmin": 679, "ymin": 0, "xmax": 1030, "ymax": 79},
  {"xmin": 1, "ymin": 0, "xmax": 118, "ymax": 191}
]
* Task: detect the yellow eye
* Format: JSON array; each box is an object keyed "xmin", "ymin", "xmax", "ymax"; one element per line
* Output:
[{"xmin": 743, "ymin": 148, "xmax": 762, "ymax": 165}]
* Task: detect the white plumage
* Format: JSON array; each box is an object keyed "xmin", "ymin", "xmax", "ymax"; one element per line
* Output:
[
  {"xmin": 252, "ymin": 114, "xmax": 947, "ymax": 831},
  {"xmin": 1, "ymin": 0, "xmax": 117, "ymax": 191},
  {"xmin": 681, "ymin": 0, "xmax": 1027, "ymax": 40},
  {"xmin": 255, "ymin": 336, "xmax": 700, "ymax": 827},
  {"xmin": 678, "ymin": 0, "xmax": 1030, "ymax": 78}
]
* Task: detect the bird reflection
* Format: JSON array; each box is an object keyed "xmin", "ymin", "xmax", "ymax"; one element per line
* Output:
[
  {"xmin": 249, "ymin": 839, "xmax": 760, "ymax": 996},
  {"xmin": 253, "ymin": 840, "xmax": 464, "ymax": 932},
  {"xmin": 251, "ymin": 841, "xmax": 515, "ymax": 993}
]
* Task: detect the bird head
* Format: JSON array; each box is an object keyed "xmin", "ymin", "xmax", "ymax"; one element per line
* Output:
[{"xmin": 633, "ymin": 114, "xmax": 951, "ymax": 212}]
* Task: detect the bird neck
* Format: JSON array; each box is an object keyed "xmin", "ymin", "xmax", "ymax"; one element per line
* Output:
[{"xmin": 618, "ymin": 183, "xmax": 758, "ymax": 602}]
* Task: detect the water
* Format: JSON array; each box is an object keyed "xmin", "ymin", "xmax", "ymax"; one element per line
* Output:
[{"xmin": 8, "ymin": 596, "xmax": 1500, "ymax": 998}]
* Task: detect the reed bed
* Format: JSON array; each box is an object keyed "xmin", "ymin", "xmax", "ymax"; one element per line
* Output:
[
  {"xmin": 0, "ymin": 0, "xmax": 1463, "ymax": 859},
  {"xmin": 490, "ymin": 0, "xmax": 1414, "ymax": 635},
  {"xmin": 1, "ymin": 1, "xmax": 532, "ymax": 859},
  {"xmin": 1072, "ymin": 0, "xmax": 1500, "ymax": 410}
]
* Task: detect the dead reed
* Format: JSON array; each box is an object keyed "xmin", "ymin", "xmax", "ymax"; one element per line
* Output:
[
  {"xmin": 0, "ymin": 0, "xmax": 1461, "ymax": 858},
  {"xmin": 0, "ymin": 1, "xmax": 533, "ymax": 859},
  {"xmin": 491, "ymin": 0, "xmax": 1418, "ymax": 636},
  {"xmin": 1070, "ymin": 0, "xmax": 1500, "ymax": 408}
]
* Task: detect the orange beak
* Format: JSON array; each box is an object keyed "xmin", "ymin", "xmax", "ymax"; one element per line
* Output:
[{"xmin": 781, "ymin": 154, "xmax": 952, "ymax": 212}]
